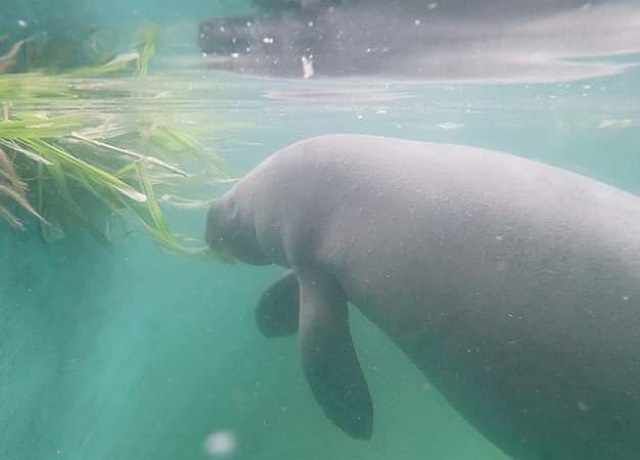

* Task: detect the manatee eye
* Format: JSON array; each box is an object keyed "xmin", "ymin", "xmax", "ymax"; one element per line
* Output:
[{"xmin": 212, "ymin": 236, "xmax": 226, "ymax": 244}]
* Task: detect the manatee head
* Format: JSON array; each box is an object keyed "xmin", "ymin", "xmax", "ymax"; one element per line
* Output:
[{"xmin": 205, "ymin": 194, "xmax": 271, "ymax": 265}]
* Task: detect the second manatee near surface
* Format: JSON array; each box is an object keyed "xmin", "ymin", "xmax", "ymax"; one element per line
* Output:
[{"xmin": 205, "ymin": 134, "xmax": 640, "ymax": 460}]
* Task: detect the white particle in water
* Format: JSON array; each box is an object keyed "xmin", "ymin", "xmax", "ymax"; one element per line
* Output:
[
  {"xmin": 204, "ymin": 430, "xmax": 237, "ymax": 458},
  {"xmin": 414, "ymin": 19, "xmax": 421, "ymax": 25},
  {"xmin": 301, "ymin": 55, "xmax": 314, "ymax": 79},
  {"xmin": 437, "ymin": 122, "xmax": 465, "ymax": 130},
  {"xmin": 428, "ymin": 2, "xmax": 438, "ymax": 10},
  {"xmin": 17, "ymin": 19, "xmax": 27, "ymax": 27}
]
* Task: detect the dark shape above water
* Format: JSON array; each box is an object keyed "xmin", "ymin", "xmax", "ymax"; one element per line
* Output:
[{"xmin": 198, "ymin": 0, "xmax": 640, "ymax": 82}]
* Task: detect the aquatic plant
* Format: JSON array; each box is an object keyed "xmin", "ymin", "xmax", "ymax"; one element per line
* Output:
[
  {"xmin": 133, "ymin": 24, "xmax": 158, "ymax": 77},
  {"xmin": 0, "ymin": 105, "xmax": 230, "ymax": 256},
  {"xmin": 0, "ymin": 146, "xmax": 45, "ymax": 228},
  {"xmin": 0, "ymin": 25, "xmax": 233, "ymax": 257},
  {"xmin": 0, "ymin": 39, "xmax": 25, "ymax": 74}
]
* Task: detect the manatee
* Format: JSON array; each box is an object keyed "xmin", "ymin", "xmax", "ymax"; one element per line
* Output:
[{"xmin": 205, "ymin": 134, "xmax": 640, "ymax": 460}]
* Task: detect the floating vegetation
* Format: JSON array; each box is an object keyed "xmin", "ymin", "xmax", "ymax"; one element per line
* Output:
[
  {"xmin": 0, "ymin": 40, "xmax": 25, "ymax": 74},
  {"xmin": 134, "ymin": 24, "xmax": 159, "ymax": 77},
  {"xmin": 0, "ymin": 107, "xmax": 231, "ymax": 256},
  {"xmin": 0, "ymin": 24, "xmax": 235, "ymax": 258},
  {"xmin": 0, "ymin": 146, "xmax": 45, "ymax": 228}
]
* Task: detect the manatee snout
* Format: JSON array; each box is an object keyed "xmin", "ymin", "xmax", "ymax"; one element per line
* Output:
[
  {"xmin": 205, "ymin": 199, "xmax": 240, "ymax": 263},
  {"xmin": 205, "ymin": 201, "xmax": 225, "ymax": 249},
  {"xmin": 205, "ymin": 197, "xmax": 270, "ymax": 265}
]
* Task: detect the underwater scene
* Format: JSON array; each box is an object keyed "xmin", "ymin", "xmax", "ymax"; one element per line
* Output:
[{"xmin": 2, "ymin": 0, "xmax": 640, "ymax": 459}]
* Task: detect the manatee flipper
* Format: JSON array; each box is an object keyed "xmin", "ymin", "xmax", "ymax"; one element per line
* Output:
[
  {"xmin": 297, "ymin": 268, "xmax": 373, "ymax": 440},
  {"xmin": 255, "ymin": 270, "xmax": 300, "ymax": 337}
]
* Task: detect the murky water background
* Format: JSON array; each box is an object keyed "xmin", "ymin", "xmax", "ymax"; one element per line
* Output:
[{"xmin": 2, "ymin": 4, "xmax": 640, "ymax": 459}]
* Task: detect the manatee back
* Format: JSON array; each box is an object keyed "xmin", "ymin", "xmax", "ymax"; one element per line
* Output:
[
  {"xmin": 268, "ymin": 135, "xmax": 640, "ymax": 460},
  {"xmin": 233, "ymin": 134, "xmax": 640, "ymax": 270},
  {"xmin": 231, "ymin": 134, "xmax": 640, "ymax": 459}
]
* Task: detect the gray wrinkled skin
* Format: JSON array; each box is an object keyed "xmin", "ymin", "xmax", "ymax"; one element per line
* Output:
[{"xmin": 206, "ymin": 134, "xmax": 640, "ymax": 460}]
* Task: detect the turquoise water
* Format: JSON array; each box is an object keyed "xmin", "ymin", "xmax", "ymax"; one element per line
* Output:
[{"xmin": 2, "ymin": 12, "xmax": 640, "ymax": 460}]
